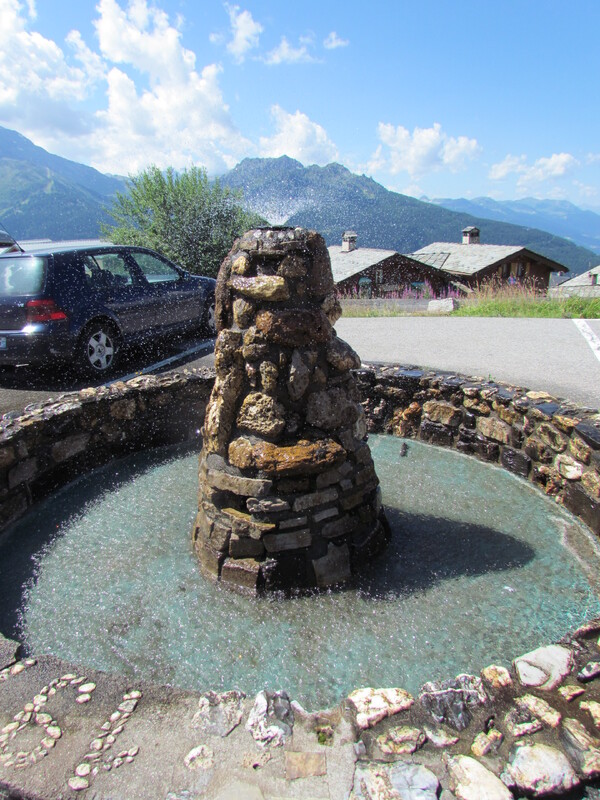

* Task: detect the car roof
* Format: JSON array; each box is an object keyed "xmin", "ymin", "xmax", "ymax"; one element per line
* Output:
[{"xmin": 0, "ymin": 241, "xmax": 156, "ymax": 258}]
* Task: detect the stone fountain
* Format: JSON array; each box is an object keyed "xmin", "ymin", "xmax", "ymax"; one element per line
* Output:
[{"xmin": 192, "ymin": 226, "xmax": 389, "ymax": 592}]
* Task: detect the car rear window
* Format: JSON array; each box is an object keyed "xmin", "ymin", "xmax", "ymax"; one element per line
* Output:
[{"xmin": 0, "ymin": 256, "xmax": 46, "ymax": 296}]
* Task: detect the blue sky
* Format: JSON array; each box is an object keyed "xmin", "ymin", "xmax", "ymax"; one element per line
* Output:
[{"xmin": 2, "ymin": 0, "xmax": 600, "ymax": 207}]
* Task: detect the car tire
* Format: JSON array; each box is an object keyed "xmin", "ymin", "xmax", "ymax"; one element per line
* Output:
[
  {"xmin": 78, "ymin": 321, "xmax": 120, "ymax": 377},
  {"xmin": 201, "ymin": 295, "xmax": 216, "ymax": 336}
]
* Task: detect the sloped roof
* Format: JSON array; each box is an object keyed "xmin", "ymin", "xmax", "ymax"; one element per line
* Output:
[
  {"xmin": 408, "ymin": 242, "xmax": 524, "ymax": 276},
  {"xmin": 556, "ymin": 264, "xmax": 600, "ymax": 287},
  {"xmin": 328, "ymin": 245, "xmax": 397, "ymax": 283}
]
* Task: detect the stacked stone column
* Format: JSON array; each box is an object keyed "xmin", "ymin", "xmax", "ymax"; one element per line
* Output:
[{"xmin": 193, "ymin": 227, "xmax": 388, "ymax": 593}]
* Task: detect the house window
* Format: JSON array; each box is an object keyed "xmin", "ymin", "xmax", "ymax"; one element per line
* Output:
[
  {"xmin": 375, "ymin": 268, "xmax": 383, "ymax": 284},
  {"xmin": 501, "ymin": 263, "xmax": 510, "ymax": 279},
  {"xmin": 516, "ymin": 262, "xmax": 525, "ymax": 278}
]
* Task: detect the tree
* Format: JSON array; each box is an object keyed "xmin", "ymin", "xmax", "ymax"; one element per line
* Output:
[{"xmin": 102, "ymin": 165, "xmax": 263, "ymax": 277}]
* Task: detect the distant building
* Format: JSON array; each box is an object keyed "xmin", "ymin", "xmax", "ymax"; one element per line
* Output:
[
  {"xmin": 408, "ymin": 227, "xmax": 567, "ymax": 291},
  {"xmin": 550, "ymin": 265, "xmax": 600, "ymax": 298},
  {"xmin": 328, "ymin": 231, "xmax": 448, "ymax": 297}
]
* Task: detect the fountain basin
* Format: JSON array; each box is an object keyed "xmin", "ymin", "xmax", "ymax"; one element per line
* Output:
[{"xmin": 0, "ymin": 434, "xmax": 598, "ymax": 711}]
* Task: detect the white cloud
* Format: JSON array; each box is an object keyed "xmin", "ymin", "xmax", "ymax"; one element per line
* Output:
[
  {"xmin": 370, "ymin": 122, "xmax": 480, "ymax": 178},
  {"xmin": 0, "ymin": 0, "xmax": 252, "ymax": 175},
  {"xmin": 323, "ymin": 31, "xmax": 348, "ymax": 49},
  {"xmin": 264, "ymin": 37, "xmax": 315, "ymax": 65},
  {"xmin": 489, "ymin": 152, "xmax": 579, "ymax": 189},
  {"xmin": 225, "ymin": 4, "xmax": 263, "ymax": 63},
  {"xmin": 259, "ymin": 105, "xmax": 338, "ymax": 165},
  {"xmin": 488, "ymin": 154, "xmax": 527, "ymax": 181},
  {"xmin": 0, "ymin": 0, "xmax": 96, "ymax": 111}
]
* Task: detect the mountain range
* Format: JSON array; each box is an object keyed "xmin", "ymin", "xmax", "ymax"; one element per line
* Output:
[
  {"xmin": 1, "ymin": 125, "xmax": 598, "ymax": 276},
  {"xmin": 428, "ymin": 196, "xmax": 600, "ymax": 256}
]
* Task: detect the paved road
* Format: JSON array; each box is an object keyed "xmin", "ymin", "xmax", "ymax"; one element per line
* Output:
[
  {"xmin": 336, "ymin": 317, "xmax": 600, "ymax": 409},
  {"xmin": 0, "ymin": 317, "xmax": 598, "ymax": 416}
]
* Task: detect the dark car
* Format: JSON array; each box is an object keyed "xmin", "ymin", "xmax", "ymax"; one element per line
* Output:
[{"xmin": 0, "ymin": 243, "xmax": 216, "ymax": 376}]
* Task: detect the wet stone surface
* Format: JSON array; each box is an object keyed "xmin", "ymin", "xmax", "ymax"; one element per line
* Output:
[{"xmin": 195, "ymin": 227, "xmax": 388, "ymax": 592}]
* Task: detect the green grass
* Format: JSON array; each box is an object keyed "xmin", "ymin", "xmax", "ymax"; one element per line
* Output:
[{"xmin": 339, "ymin": 285, "xmax": 600, "ymax": 318}]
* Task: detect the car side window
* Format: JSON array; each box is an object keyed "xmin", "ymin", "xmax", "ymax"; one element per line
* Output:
[
  {"xmin": 83, "ymin": 253, "xmax": 135, "ymax": 292},
  {"xmin": 132, "ymin": 252, "xmax": 181, "ymax": 284}
]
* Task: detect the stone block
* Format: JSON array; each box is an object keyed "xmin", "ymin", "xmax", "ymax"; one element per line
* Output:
[
  {"xmin": 420, "ymin": 419, "xmax": 454, "ymax": 447},
  {"xmin": 321, "ymin": 514, "xmax": 358, "ymax": 540},
  {"xmin": 555, "ymin": 454, "xmax": 584, "ymax": 480},
  {"xmin": 524, "ymin": 435, "xmax": 554, "ymax": 463},
  {"xmin": 205, "ymin": 468, "xmax": 273, "ymax": 498},
  {"xmin": 0, "ymin": 446, "xmax": 15, "ymax": 470},
  {"xmin": 229, "ymin": 274, "xmax": 290, "ymax": 302},
  {"xmin": 278, "ymin": 515, "xmax": 308, "ymax": 530},
  {"xmin": 312, "ymin": 542, "xmax": 351, "ymax": 587},
  {"xmin": 326, "ymin": 336, "xmax": 361, "ymax": 372},
  {"xmin": 220, "ymin": 558, "xmax": 261, "ymax": 592},
  {"xmin": 51, "ymin": 433, "xmax": 90, "ymax": 463},
  {"xmin": 255, "ymin": 309, "xmax": 332, "ymax": 346},
  {"xmin": 8, "ymin": 458, "xmax": 37, "ymax": 489},
  {"xmin": 220, "ymin": 507, "xmax": 276, "ymax": 539},
  {"xmin": 236, "ymin": 392, "xmax": 286, "ymax": 439},
  {"xmin": 229, "ymin": 437, "xmax": 346, "ymax": 477},
  {"xmin": 293, "ymin": 487, "xmax": 339, "ymax": 513},
  {"xmin": 347, "ymin": 687, "xmax": 414, "ymax": 729},
  {"xmin": 428, "ymin": 298, "xmax": 457, "ymax": 313},
  {"xmin": 564, "ymin": 483, "xmax": 600, "ymax": 535},
  {"xmin": 263, "ymin": 530, "xmax": 311, "ymax": 553},
  {"xmin": 538, "ymin": 422, "xmax": 568, "ymax": 452},
  {"xmin": 423, "ymin": 400, "xmax": 462, "ymax": 427},
  {"xmin": 501, "ymin": 446, "xmax": 531, "ymax": 478},
  {"xmin": 476, "ymin": 416, "xmax": 511, "ymax": 444},
  {"xmin": 576, "ymin": 421, "xmax": 600, "ymax": 449},
  {"xmin": 501, "ymin": 743, "xmax": 579, "ymax": 796},
  {"xmin": 513, "ymin": 644, "xmax": 573, "ymax": 691},
  {"xmin": 229, "ymin": 533, "xmax": 265, "ymax": 559}
]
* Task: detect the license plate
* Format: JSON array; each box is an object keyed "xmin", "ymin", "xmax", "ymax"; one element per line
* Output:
[{"xmin": 0, "ymin": 338, "xmax": 6, "ymax": 350}]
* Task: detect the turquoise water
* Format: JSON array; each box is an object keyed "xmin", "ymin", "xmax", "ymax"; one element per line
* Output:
[{"xmin": 1, "ymin": 435, "xmax": 598, "ymax": 709}]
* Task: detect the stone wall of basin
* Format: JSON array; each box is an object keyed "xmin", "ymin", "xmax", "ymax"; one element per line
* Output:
[
  {"xmin": 0, "ymin": 362, "xmax": 597, "ymax": 542},
  {"xmin": 0, "ymin": 371, "xmax": 214, "ymax": 542},
  {"xmin": 356, "ymin": 364, "xmax": 600, "ymax": 536}
]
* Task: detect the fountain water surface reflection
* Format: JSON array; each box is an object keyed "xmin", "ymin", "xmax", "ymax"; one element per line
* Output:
[{"xmin": 0, "ymin": 435, "xmax": 599, "ymax": 709}]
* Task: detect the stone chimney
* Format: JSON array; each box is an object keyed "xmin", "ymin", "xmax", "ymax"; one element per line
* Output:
[
  {"xmin": 462, "ymin": 226, "xmax": 480, "ymax": 245},
  {"xmin": 341, "ymin": 230, "xmax": 358, "ymax": 252}
]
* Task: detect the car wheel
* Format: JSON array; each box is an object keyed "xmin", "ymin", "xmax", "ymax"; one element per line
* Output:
[
  {"xmin": 201, "ymin": 295, "xmax": 216, "ymax": 336},
  {"xmin": 79, "ymin": 321, "xmax": 120, "ymax": 376}
]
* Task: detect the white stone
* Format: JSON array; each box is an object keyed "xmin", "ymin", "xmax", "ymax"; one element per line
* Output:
[
  {"xmin": 581, "ymin": 699, "xmax": 600, "ymax": 728},
  {"xmin": 513, "ymin": 644, "xmax": 573, "ymax": 691},
  {"xmin": 501, "ymin": 743, "xmax": 579, "ymax": 795},
  {"xmin": 445, "ymin": 754, "xmax": 512, "ymax": 800},
  {"xmin": 347, "ymin": 687, "xmax": 414, "ymax": 729},
  {"xmin": 428, "ymin": 298, "xmax": 458, "ymax": 313},
  {"xmin": 75, "ymin": 763, "xmax": 91, "ymax": 777},
  {"xmin": 78, "ymin": 682, "xmax": 96, "ymax": 693},
  {"xmin": 76, "ymin": 694, "xmax": 91, "ymax": 704},
  {"xmin": 351, "ymin": 761, "xmax": 439, "ymax": 800},
  {"xmin": 423, "ymin": 725, "xmax": 459, "ymax": 748},
  {"xmin": 46, "ymin": 725, "xmax": 61, "ymax": 740},
  {"xmin": 68, "ymin": 776, "xmax": 89, "ymax": 791},
  {"xmin": 184, "ymin": 744, "xmax": 214, "ymax": 771},
  {"xmin": 515, "ymin": 694, "xmax": 561, "ymax": 727}
]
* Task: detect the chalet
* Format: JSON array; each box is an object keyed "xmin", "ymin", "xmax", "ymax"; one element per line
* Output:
[
  {"xmin": 408, "ymin": 227, "xmax": 567, "ymax": 291},
  {"xmin": 328, "ymin": 231, "xmax": 448, "ymax": 297},
  {"xmin": 550, "ymin": 265, "xmax": 600, "ymax": 298}
]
